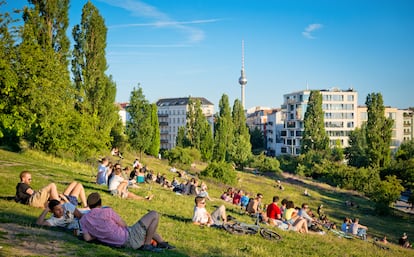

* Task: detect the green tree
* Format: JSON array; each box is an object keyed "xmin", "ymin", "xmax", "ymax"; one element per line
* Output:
[
  {"xmin": 126, "ymin": 86, "xmax": 152, "ymax": 159},
  {"xmin": 18, "ymin": 0, "xmax": 81, "ymax": 156},
  {"xmin": 176, "ymin": 126, "xmax": 189, "ymax": 148},
  {"xmin": 229, "ymin": 99, "xmax": 251, "ymax": 169},
  {"xmin": 365, "ymin": 93, "xmax": 393, "ymax": 168},
  {"xmin": 0, "ymin": 7, "xmax": 32, "ymax": 148},
  {"xmin": 146, "ymin": 103, "xmax": 160, "ymax": 157},
  {"xmin": 345, "ymin": 125, "xmax": 369, "ymax": 168},
  {"xmin": 331, "ymin": 139, "xmax": 344, "ymax": 162},
  {"xmin": 301, "ymin": 90, "xmax": 329, "ymax": 154},
  {"xmin": 71, "ymin": 1, "xmax": 118, "ymax": 153},
  {"xmin": 199, "ymin": 120, "xmax": 214, "ymax": 162},
  {"xmin": 250, "ymin": 127, "xmax": 265, "ymax": 154},
  {"xmin": 395, "ymin": 140, "xmax": 414, "ymax": 161},
  {"xmin": 213, "ymin": 94, "xmax": 233, "ymax": 162},
  {"xmin": 201, "ymin": 161, "xmax": 237, "ymax": 185},
  {"xmin": 371, "ymin": 175, "xmax": 404, "ymax": 215}
]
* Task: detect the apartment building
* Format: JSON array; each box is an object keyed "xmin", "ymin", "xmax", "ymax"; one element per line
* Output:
[
  {"xmin": 356, "ymin": 107, "xmax": 414, "ymax": 152},
  {"xmin": 156, "ymin": 97, "xmax": 214, "ymax": 150},
  {"xmin": 280, "ymin": 88, "xmax": 358, "ymax": 155},
  {"xmin": 245, "ymin": 107, "xmax": 284, "ymax": 156}
]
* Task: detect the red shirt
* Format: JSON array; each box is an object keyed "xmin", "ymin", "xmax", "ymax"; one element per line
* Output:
[
  {"xmin": 267, "ymin": 202, "xmax": 281, "ymax": 220},
  {"xmin": 233, "ymin": 193, "xmax": 241, "ymax": 205}
]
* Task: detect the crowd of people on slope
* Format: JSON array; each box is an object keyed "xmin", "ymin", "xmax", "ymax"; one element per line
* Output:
[
  {"xmin": 13, "ymin": 155, "xmax": 413, "ymax": 252},
  {"xmin": 14, "ymin": 156, "xmax": 176, "ymax": 252}
]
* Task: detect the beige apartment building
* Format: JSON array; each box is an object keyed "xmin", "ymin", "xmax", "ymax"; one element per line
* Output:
[{"xmin": 156, "ymin": 97, "xmax": 214, "ymax": 150}]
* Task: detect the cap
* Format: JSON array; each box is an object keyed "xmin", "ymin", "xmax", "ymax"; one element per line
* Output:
[{"xmin": 87, "ymin": 192, "xmax": 101, "ymax": 207}]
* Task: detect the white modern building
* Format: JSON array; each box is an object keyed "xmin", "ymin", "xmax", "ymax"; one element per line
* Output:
[
  {"xmin": 280, "ymin": 88, "xmax": 358, "ymax": 155},
  {"xmin": 265, "ymin": 109, "xmax": 284, "ymax": 156},
  {"xmin": 156, "ymin": 97, "xmax": 214, "ymax": 150}
]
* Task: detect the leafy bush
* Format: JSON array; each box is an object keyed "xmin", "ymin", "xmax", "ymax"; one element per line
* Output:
[
  {"xmin": 250, "ymin": 153, "xmax": 281, "ymax": 173},
  {"xmin": 371, "ymin": 175, "xmax": 404, "ymax": 215},
  {"xmin": 164, "ymin": 147, "xmax": 193, "ymax": 170},
  {"xmin": 277, "ymin": 154, "xmax": 299, "ymax": 173},
  {"xmin": 201, "ymin": 161, "xmax": 237, "ymax": 185}
]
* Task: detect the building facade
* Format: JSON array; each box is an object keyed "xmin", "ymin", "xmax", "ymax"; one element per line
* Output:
[
  {"xmin": 156, "ymin": 97, "xmax": 214, "ymax": 150},
  {"xmin": 280, "ymin": 88, "xmax": 358, "ymax": 156},
  {"xmin": 356, "ymin": 107, "xmax": 414, "ymax": 152}
]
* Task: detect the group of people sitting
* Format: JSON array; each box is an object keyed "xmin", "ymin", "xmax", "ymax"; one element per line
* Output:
[
  {"xmin": 96, "ymin": 158, "xmax": 153, "ymax": 201},
  {"xmin": 341, "ymin": 217, "xmax": 368, "ymax": 239},
  {"xmin": 14, "ymin": 170, "xmax": 174, "ymax": 253}
]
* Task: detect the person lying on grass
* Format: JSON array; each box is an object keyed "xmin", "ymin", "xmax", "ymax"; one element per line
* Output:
[
  {"xmin": 192, "ymin": 196, "xmax": 227, "ymax": 227},
  {"xmin": 15, "ymin": 171, "xmax": 88, "ymax": 209},
  {"xmin": 80, "ymin": 192, "xmax": 174, "ymax": 252},
  {"xmin": 36, "ymin": 199, "xmax": 89, "ymax": 232}
]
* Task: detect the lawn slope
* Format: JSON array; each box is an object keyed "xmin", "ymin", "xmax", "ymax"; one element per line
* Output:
[{"xmin": 0, "ymin": 149, "xmax": 413, "ymax": 257}]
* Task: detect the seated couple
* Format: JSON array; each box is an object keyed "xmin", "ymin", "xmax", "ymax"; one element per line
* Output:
[{"xmin": 108, "ymin": 167, "xmax": 153, "ymax": 201}]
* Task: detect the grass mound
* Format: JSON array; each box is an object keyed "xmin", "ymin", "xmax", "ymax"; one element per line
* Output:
[{"xmin": 0, "ymin": 149, "xmax": 413, "ymax": 257}]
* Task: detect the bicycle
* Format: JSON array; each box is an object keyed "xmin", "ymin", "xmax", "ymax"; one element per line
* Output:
[{"xmin": 222, "ymin": 214, "xmax": 282, "ymax": 241}]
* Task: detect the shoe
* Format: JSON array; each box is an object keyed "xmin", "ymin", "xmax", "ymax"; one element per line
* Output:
[
  {"xmin": 157, "ymin": 241, "xmax": 176, "ymax": 249},
  {"xmin": 140, "ymin": 244, "xmax": 163, "ymax": 252}
]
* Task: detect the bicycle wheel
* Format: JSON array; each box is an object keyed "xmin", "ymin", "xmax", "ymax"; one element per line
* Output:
[
  {"xmin": 260, "ymin": 228, "xmax": 282, "ymax": 241},
  {"xmin": 223, "ymin": 223, "xmax": 258, "ymax": 235},
  {"xmin": 223, "ymin": 223, "xmax": 246, "ymax": 235}
]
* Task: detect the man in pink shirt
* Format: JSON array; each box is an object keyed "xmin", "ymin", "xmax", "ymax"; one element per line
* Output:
[{"xmin": 80, "ymin": 192, "xmax": 174, "ymax": 252}]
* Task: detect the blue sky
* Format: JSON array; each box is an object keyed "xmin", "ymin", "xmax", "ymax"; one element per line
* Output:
[{"xmin": 5, "ymin": 0, "xmax": 414, "ymax": 110}]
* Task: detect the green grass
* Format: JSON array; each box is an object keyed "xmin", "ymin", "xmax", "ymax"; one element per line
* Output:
[{"xmin": 0, "ymin": 149, "xmax": 413, "ymax": 257}]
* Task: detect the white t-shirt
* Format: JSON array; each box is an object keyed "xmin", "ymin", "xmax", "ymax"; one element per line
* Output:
[
  {"xmin": 46, "ymin": 203, "xmax": 79, "ymax": 230},
  {"xmin": 192, "ymin": 206, "xmax": 209, "ymax": 224},
  {"xmin": 108, "ymin": 175, "xmax": 124, "ymax": 191}
]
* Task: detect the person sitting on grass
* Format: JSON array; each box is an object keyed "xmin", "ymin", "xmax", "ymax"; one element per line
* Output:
[
  {"xmin": 266, "ymin": 196, "xmax": 288, "ymax": 230},
  {"xmin": 399, "ymin": 233, "xmax": 412, "ymax": 248},
  {"xmin": 108, "ymin": 167, "xmax": 152, "ymax": 201},
  {"xmin": 283, "ymin": 201, "xmax": 308, "ymax": 233},
  {"xmin": 96, "ymin": 158, "xmax": 113, "ymax": 185},
  {"xmin": 341, "ymin": 217, "xmax": 351, "ymax": 233},
  {"xmin": 192, "ymin": 196, "xmax": 227, "ymax": 227},
  {"xmin": 349, "ymin": 218, "xmax": 368, "ymax": 240},
  {"xmin": 80, "ymin": 192, "xmax": 175, "ymax": 252},
  {"xmin": 246, "ymin": 193, "xmax": 268, "ymax": 222},
  {"xmin": 36, "ymin": 199, "xmax": 88, "ymax": 232},
  {"xmin": 15, "ymin": 171, "xmax": 61, "ymax": 208},
  {"xmin": 298, "ymin": 203, "xmax": 316, "ymax": 228}
]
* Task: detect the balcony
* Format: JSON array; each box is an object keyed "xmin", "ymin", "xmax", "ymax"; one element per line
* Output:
[
  {"xmin": 158, "ymin": 113, "xmax": 168, "ymax": 117},
  {"xmin": 159, "ymin": 122, "xmax": 169, "ymax": 126},
  {"xmin": 161, "ymin": 139, "xmax": 169, "ymax": 143}
]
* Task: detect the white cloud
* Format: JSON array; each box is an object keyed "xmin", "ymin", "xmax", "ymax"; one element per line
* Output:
[
  {"xmin": 302, "ymin": 23, "xmax": 323, "ymax": 39},
  {"xmin": 99, "ymin": 0, "xmax": 220, "ymax": 43}
]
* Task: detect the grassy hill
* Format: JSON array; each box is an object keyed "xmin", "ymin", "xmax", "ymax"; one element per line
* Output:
[{"xmin": 0, "ymin": 149, "xmax": 413, "ymax": 257}]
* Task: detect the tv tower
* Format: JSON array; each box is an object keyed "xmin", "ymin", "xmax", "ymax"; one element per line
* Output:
[{"xmin": 238, "ymin": 40, "xmax": 247, "ymax": 110}]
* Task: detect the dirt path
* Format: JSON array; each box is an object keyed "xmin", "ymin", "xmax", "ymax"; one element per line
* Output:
[{"xmin": 0, "ymin": 223, "xmax": 72, "ymax": 257}]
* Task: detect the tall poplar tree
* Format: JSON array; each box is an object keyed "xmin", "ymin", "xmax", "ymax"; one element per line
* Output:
[
  {"xmin": 126, "ymin": 86, "xmax": 152, "ymax": 158},
  {"xmin": 229, "ymin": 99, "xmax": 251, "ymax": 169},
  {"xmin": 72, "ymin": 1, "xmax": 118, "ymax": 150},
  {"xmin": 147, "ymin": 103, "xmax": 160, "ymax": 157},
  {"xmin": 18, "ymin": 0, "xmax": 78, "ymax": 154},
  {"xmin": 365, "ymin": 93, "xmax": 393, "ymax": 168},
  {"xmin": 301, "ymin": 90, "xmax": 329, "ymax": 154},
  {"xmin": 213, "ymin": 94, "xmax": 233, "ymax": 162},
  {"xmin": 346, "ymin": 125, "xmax": 369, "ymax": 168}
]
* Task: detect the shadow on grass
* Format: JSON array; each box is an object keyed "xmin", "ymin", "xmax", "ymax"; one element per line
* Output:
[{"xmin": 158, "ymin": 212, "xmax": 193, "ymax": 223}]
